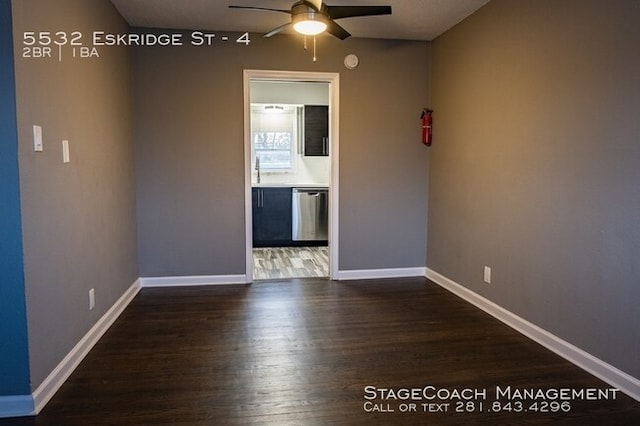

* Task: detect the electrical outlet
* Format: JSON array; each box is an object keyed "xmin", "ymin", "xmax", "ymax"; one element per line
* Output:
[
  {"xmin": 89, "ymin": 288, "xmax": 95, "ymax": 310},
  {"xmin": 483, "ymin": 266, "xmax": 492, "ymax": 284}
]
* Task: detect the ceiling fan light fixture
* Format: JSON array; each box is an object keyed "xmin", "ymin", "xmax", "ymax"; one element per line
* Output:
[{"xmin": 292, "ymin": 12, "xmax": 327, "ymax": 36}]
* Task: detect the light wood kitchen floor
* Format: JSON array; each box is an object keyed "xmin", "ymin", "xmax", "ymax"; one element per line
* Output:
[{"xmin": 253, "ymin": 246, "xmax": 329, "ymax": 280}]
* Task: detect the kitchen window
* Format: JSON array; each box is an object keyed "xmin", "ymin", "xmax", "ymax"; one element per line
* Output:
[{"xmin": 251, "ymin": 104, "xmax": 300, "ymax": 171}]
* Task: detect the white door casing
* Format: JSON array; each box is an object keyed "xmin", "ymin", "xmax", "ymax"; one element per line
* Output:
[{"xmin": 243, "ymin": 69, "xmax": 340, "ymax": 281}]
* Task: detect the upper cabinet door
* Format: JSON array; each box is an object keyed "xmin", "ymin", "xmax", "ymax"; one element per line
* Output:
[{"xmin": 304, "ymin": 105, "xmax": 329, "ymax": 157}]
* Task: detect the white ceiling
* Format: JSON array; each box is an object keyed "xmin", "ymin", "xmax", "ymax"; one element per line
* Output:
[{"xmin": 109, "ymin": 0, "xmax": 490, "ymax": 41}]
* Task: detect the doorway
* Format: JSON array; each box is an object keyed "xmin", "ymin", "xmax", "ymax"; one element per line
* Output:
[{"xmin": 243, "ymin": 70, "xmax": 340, "ymax": 282}]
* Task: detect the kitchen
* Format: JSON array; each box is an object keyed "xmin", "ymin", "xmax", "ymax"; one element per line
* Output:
[{"xmin": 249, "ymin": 79, "xmax": 331, "ymax": 280}]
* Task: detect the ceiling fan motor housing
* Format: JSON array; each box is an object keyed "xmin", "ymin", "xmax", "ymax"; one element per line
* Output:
[{"xmin": 292, "ymin": 1, "xmax": 329, "ymax": 22}]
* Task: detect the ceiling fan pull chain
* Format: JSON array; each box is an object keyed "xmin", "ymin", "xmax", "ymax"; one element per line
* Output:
[
  {"xmin": 303, "ymin": 35, "xmax": 307, "ymax": 51},
  {"xmin": 313, "ymin": 35, "xmax": 317, "ymax": 62}
]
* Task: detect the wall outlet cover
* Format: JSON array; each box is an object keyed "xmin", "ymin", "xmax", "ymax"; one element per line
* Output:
[
  {"xmin": 89, "ymin": 288, "xmax": 95, "ymax": 310},
  {"xmin": 484, "ymin": 266, "xmax": 492, "ymax": 284}
]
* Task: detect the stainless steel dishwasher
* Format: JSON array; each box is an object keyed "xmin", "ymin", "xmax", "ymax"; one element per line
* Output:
[{"xmin": 292, "ymin": 188, "xmax": 328, "ymax": 241}]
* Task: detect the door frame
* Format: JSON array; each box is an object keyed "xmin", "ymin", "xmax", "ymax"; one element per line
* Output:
[{"xmin": 243, "ymin": 69, "xmax": 340, "ymax": 282}]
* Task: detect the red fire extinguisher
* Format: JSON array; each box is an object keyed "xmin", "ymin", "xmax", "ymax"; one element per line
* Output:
[{"xmin": 421, "ymin": 108, "xmax": 433, "ymax": 146}]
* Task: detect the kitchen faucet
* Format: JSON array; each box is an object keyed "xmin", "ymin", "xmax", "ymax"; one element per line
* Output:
[{"xmin": 255, "ymin": 156, "xmax": 261, "ymax": 184}]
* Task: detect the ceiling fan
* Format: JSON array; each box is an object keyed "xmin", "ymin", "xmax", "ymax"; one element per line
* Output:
[{"xmin": 229, "ymin": 0, "xmax": 392, "ymax": 40}]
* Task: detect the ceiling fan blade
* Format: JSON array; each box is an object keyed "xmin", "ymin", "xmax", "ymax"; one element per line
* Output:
[
  {"xmin": 326, "ymin": 5, "xmax": 392, "ymax": 20},
  {"xmin": 228, "ymin": 5, "xmax": 291, "ymax": 14},
  {"xmin": 306, "ymin": 0, "xmax": 323, "ymax": 12},
  {"xmin": 325, "ymin": 20, "xmax": 351, "ymax": 40},
  {"xmin": 264, "ymin": 22, "xmax": 293, "ymax": 38}
]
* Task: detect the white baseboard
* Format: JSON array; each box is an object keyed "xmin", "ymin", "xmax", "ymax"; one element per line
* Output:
[
  {"xmin": 426, "ymin": 268, "xmax": 640, "ymax": 402},
  {"xmin": 337, "ymin": 267, "xmax": 427, "ymax": 281},
  {"xmin": 30, "ymin": 279, "xmax": 142, "ymax": 415},
  {"xmin": 140, "ymin": 274, "xmax": 248, "ymax": 287}
]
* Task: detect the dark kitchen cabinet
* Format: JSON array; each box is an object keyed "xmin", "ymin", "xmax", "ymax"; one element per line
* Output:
[
  {"xmin": 252, "ymin": 187, "xmax": 292, "ymax": 247},
  {"xmin": 304, "ymin": 105, "xmax": 329, "ymax": 156}
]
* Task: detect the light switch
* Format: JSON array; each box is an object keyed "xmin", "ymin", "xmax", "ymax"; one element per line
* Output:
[
  {"xmin": 62, "ymin": 140, "xmax": 70, "ymax": 163},
  {"xmin": 33, "ymin": 125, "xmax": 43, "ymax": 151}
]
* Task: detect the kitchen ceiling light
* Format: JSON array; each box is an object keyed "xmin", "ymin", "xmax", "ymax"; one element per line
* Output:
[{"xmin": 264, "ymin": 105, "xmax": 285, "ymax": 113}]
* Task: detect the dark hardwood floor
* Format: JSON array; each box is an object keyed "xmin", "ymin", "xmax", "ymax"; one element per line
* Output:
[{"xmin": 3, "ymin": 278, "xmax": 639, "ymax": 425}]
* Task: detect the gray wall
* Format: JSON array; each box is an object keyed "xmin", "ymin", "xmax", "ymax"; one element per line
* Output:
[
  {"xmin": 429, "ymin": 0, "xmax": 640, "ymax": 378},
  {"xmin": 133, "ymin": 34, "xmax": 430, "ymax": 276},
  {"xmin": 12, "ymin": 0, "xmax": 138, "ymax": 388}
]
